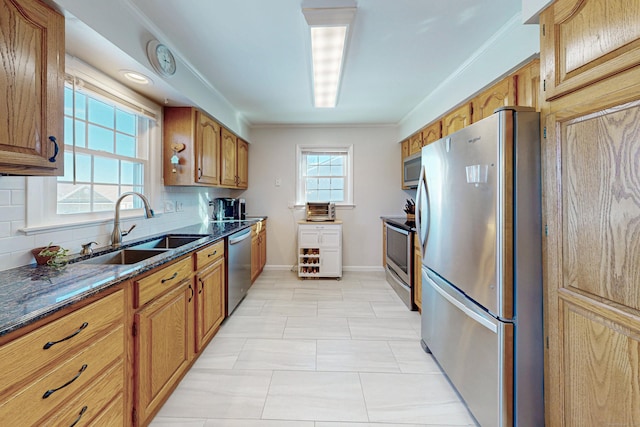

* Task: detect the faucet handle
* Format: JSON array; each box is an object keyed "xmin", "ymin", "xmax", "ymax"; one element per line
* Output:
[
  {"xmin": 80, "ymin": 241, "xmax": 98, "ymax": 256},
  {"xmin": 122, "ymin": 224, "xmax": 136, "ymax": 237}
]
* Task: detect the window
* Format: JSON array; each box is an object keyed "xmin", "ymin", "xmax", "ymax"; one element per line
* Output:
[
  {"xmin": 58, "ymin": 82, "xmax": 151, "ymax": 214},
  {"xmin": 296, "ymin": 145, "xmax": 353, "ymax": 206}
]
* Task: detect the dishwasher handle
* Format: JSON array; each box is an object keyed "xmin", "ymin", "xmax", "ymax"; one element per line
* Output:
[{"xmin": 229, "ymin": 229, "xmax": 251, "ymax": 245}]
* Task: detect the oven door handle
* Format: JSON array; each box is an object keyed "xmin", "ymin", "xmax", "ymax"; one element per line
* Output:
[{"xmin": 386, "ymin": 223, "xmax": 410, "ymax": 236}]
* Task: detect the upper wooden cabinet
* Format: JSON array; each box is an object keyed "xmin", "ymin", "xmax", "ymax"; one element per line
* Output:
[
  {"xmin": 541, "ymin": 0, "xmax": 640, "ymax": 101},
  {"xmin": 472, "ymin": 77, "xmax": 516, "ymax": 123},
  {"xmin": 408, "ymin": 133, "xmax": 423, "ymax": 155},
  {"xmin": 164, "ymin": 107, "xmax": 220, "ymax": 186},
  {"xmin": 220, "ymin": 128, "xmax": 248, "ymax": 189},
  {"xmin": 515, "ymin": 58, "xmax": 540, "ymax": 111},
  {"xmin": 442, "ymin": 103, "xmax": 472, "ymax": 136},
  {"xmin": 0, "ymin": 0, "xmax": 65, "ymax": 176},
  {"xmin": 421, "ymin": 120, "xmax": 442, "ymax": 146}
]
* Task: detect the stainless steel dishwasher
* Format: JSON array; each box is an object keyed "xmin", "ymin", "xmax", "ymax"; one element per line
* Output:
[{"xmin": 227, "ymin": 228, "xmax": 252, "ymax": 314}]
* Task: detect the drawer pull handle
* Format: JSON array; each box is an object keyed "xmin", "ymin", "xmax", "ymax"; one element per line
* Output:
[
  {"xmin": 161, "ymin": 272, "xmax": 178, "ymax": 283},
  {"xmin": 43, "ymin": 322, "xmax": 89, "ymax": 349},
  {"xmin": 43, "ymin": 364, "xmax": 87, "ymax": 399},
  {"xmin": 69, "ymin": 406, "xmax": 88, "ymax": 427},
  {"xmin": 207, "ymin": 250, "xmax": 218, "ymax": 257}
]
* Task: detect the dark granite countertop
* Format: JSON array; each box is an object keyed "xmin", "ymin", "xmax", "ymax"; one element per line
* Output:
[
  {"xmin": 0, "ymin": 218, "xmax": 265, "ymax": 337},
  {"xmin": 381, "ymin": 216, "xmax": 416, "ymax": 232}
]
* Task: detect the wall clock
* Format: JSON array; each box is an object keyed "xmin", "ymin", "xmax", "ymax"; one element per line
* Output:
[{"xmin": 146, "ymin": 40, "xmax": 177, "ymax": 77}]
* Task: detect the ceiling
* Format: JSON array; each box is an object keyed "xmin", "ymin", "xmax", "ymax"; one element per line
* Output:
[{"xmin": 61, "ymin": 0, "xmax": 524, "ymax": 127}]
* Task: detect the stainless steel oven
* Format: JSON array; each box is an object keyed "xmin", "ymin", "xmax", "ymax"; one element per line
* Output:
[{"xmin": 385, "ymin": 223, "xmax": 413, "ymax": 309}]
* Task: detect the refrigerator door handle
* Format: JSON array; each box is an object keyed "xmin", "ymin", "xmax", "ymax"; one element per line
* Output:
[
  {"xmin": 425, "ymin": 269, "xmax": 498, "ymax": 333},
  {"xmin": 415, "ymin": 165, "xmax": 429, "ymax": 255}
]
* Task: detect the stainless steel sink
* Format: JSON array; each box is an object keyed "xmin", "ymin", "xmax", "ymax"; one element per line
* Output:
[
  {"xmin": 81, "ymin": 249, "xmax": 167, "ymax": 265},
  {"xmin": 131, "ymin": 235, "xmax": 207, "ymax": 250}
]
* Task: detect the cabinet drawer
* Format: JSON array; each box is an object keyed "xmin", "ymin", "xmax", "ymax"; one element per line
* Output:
[
  {"xmin": 41, "ymin": 361, "xmax": 124, "ymax": 427},
  {"xmin": 0, "ymin": 290, "xmax": 124, "ymax": 396},
  {"xmin": 0, "ymin": 326, "xmax": 124, "ymax": 426},
  {"xmin": 135, "ymin": 257, "xmax": 192, "ymax": 307},
  {"xmin": 194, "ymin": 240, "xmax": 224, "ymax": 271}
]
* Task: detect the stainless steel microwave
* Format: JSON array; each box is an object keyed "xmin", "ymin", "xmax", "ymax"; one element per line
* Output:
[{"xmin": 403, "ymin": 151, "xmax": 421, "ymax": 188}]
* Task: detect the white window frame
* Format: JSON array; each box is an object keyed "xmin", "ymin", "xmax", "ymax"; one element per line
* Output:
[
  {"xmin": 296, "ymin": 144, "xmax": 354, "ymax": 207},
  {"xmin": 23, "ymin": 57, "xmax": 162, "ymax": 234}
]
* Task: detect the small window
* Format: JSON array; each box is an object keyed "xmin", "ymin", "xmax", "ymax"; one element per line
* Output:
[
  {"xmin": 296, "ymin": 145, "xmax": 353, "ymax": 206},
  {"xmin": 58, "ymin": 84, "xmax": 151, "ymax": 214}
]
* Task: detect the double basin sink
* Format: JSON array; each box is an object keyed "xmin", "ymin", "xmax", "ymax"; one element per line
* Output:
[{"xmin": 81, "ymin": 235, "xmax": 209, "ymax": 265}]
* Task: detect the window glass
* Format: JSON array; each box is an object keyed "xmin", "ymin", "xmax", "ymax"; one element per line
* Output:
[
  {"xmin": 58, "ymin": 83, "xmax": 149, "ymax": 215},
  {"xmin": 298, "ymin": 148, "xmax": 351, "ymax": 204}
]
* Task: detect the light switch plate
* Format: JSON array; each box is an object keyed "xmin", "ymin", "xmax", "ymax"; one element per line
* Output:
[{"xmin": 164, "ymin": 200, "xmax": 175, "ymax": 213}]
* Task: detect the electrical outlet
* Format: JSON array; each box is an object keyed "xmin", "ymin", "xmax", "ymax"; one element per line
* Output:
[
  {"xmin": 164, "ymin": 200, "xmax": 175, "ymax": 213},
  {"xmin": 275, "ymin": 177, "xmax": 282, "ymax": 187},
  {"xmin": 288, "ymin": 201, "xmax": 295, "ymax": 209},
  {"xmin": 175, "ymin": 201, "xmax": 184, "ymax": 212}
]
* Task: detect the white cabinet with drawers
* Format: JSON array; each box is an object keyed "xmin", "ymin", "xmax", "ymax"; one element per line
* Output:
[{"xmin": 298, "ymin": 222, "xmax": 342, "ymax": 278}]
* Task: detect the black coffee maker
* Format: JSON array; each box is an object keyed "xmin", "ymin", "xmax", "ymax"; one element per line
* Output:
[{"xmin": 210, "ymin": 198, "xmax": 245, "ymax": 220}]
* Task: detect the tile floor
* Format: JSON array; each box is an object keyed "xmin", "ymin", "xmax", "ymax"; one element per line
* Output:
[{"xmin": 150, "ymin": 270, "xmax": 477, "ymax": 427}]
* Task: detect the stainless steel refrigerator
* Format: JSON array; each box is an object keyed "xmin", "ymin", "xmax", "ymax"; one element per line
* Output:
[{"xmin": 416, "ymin": 107, "xmax": 543, "ymax": 427}]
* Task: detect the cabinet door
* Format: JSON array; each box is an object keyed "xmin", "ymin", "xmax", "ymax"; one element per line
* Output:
[
  {"xmin": 0, "ymin": 0, "xmax": 64, "ymax": 175},
  {"xmin": 259, "ymin": 228, "xmax": 267, "ymax": 271},
  {"xmin": 251, "ymin": 233, "xmax": 260, "ymax": 283},
  {"xmin": 442, "ymin": 103, "xmax": 472, "ymax": 136},
  {"xmin": 515, "ymin": 59, "xmax": 540, "ymax": 110},
  {"xmin": 195, "ymin": 112, "xmax": 220, "ymax": 185},
  {"xmin": 401, "ymin": 139, "xmax": 410, "ymax": 158},
  {"xmin": 471, "ymin": 77, "xmax": 516, "ymax": 123},
  {"xmin": 321, "ymin": 248, "xmax": 341, "ymax": 277},
  {"xmin": 408, "ymin": 133, "xmax": 423, "ymax": 155},
  {"xmin": 220, "ymin": 128, "xmax": 238, "ymax": 187},
  {"xmin": 299, "ymin": 229, "xmax": 319, "ymax": 247},
  {"xmin": 544, "ymin": 96, "xmax": 640, "ymax": 426},
  {"xmin": 541, "ymin": 0, "xmax": 640, "ymax": 101},
  {"xmin": 195, "ymin": 257, "xmax": 224, "ymax": 352},
  {"xmin": 237, "ymin": 138, "xmax": 249, "ymax": 188},
  {"xmin": 319, "ymin": 229, "xmax": 341, "ymax": 247},
  {"xmin": 135, "ymin": 279, "xmax": 194, "ymax": 425},
  {"xmin": 421, "ymin": 121, "xmax": 442, "ymax": 146},
  {"xmin": 413, "ymin": 236, "xmax": 422, "ymax": 311}
]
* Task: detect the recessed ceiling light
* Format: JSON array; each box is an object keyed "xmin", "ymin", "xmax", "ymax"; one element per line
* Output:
[{"xmin": 120, "ymin": 70, "xmax": 152, "ymax": 85}]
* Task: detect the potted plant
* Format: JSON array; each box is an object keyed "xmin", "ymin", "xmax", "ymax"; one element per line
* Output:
[{"xmin": 31, "ymin": 243, "xmax": 69, "ymax": 267}]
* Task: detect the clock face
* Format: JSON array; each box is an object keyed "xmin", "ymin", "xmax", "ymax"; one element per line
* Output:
[
  {"xmin": 156, "ymin": 44, "xmax": 176, "ymax": 75},
  {"xmin": 147, "ymin": 40, "xmax": 176, "ymax": 77}
]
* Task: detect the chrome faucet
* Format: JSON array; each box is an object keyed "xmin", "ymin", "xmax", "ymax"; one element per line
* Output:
[{"xmin": 111, "ymin": 191, "xmax": 154, "ymax": 246}]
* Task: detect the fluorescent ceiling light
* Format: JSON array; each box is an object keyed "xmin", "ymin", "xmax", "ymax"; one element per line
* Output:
[{"xmin": 302, "ymin": 4, "xmax": 356, "ymax": 108}]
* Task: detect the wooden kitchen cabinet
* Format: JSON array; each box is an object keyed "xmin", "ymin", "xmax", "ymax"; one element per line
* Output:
[
  {"xmin": 0, "ymin": 0, "xmax": 65, "ymax": 176},
  {"xmin": 408, "ymin": 132, "xmax": 423, "ymax": 155},
  {"xmin": 413, "ymin": 232, "xmax": 422, "ymax": 312},
  {"xmin": 514, "ymin": 58, "xmax": 540, "ymax": 111},
  {"xmin": 0, "ymin": 289, "xmax": 126, "ymax": 426},
  {"xmin": 251, "ymin": 219, "xmax": 267, "ymax": 283},
  {"xmin": 220, "ymin": 128, "xmax": 249, "ymax": 189},
  {"xmin": 163, "ymin": 107, "xmax": 221, "ymax": 186},
  {"xmin": 194, "ymin": 240, "xmax": 225, "ymax": 352},
  {"xmin": 442, "ymin": 103, "xmax": 472, "ymax": 136},
  {"xmin": 133, "ymin": 259, "xmax": 195, "ymax": 426},
  {"xmin": 471, "ymin": 77, "xmax": 516, "ymax": 123},
  {"xmin": 421, "ymin": 120, "xmax": 442, "ymax": 147},
  {"xmin": 540, "ymin": 1, "xmax": 640, "ymax": 425}
]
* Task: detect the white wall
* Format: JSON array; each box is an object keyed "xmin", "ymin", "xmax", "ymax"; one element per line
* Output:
[{"xmin": 241, "ymin": 125, "xmax": 411, "ymax": 271}]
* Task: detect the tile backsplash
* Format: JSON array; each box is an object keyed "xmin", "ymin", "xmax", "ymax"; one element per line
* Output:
[{"xmin": 0, "ymin": 176, "xmax": 236, "ymax": 271}]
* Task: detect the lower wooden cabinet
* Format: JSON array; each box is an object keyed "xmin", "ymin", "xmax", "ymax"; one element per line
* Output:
[
  {"xmin": 0, "ymin": 289, "xmax": 126, "ymax": 426},
  {"xmin": 134, "ymin": 278, "xmax": 194, "ymax": 426},
  {"xmin": 195, "ymin": 256, "xmax": 225, "ymax": 352},
  {"xmin": 413, "ymin": 234, "xmax": 422, "ymax": 311},
  {"xmin": 251, "ymin": 220, "xmax": 267, "ymax": 282}
]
